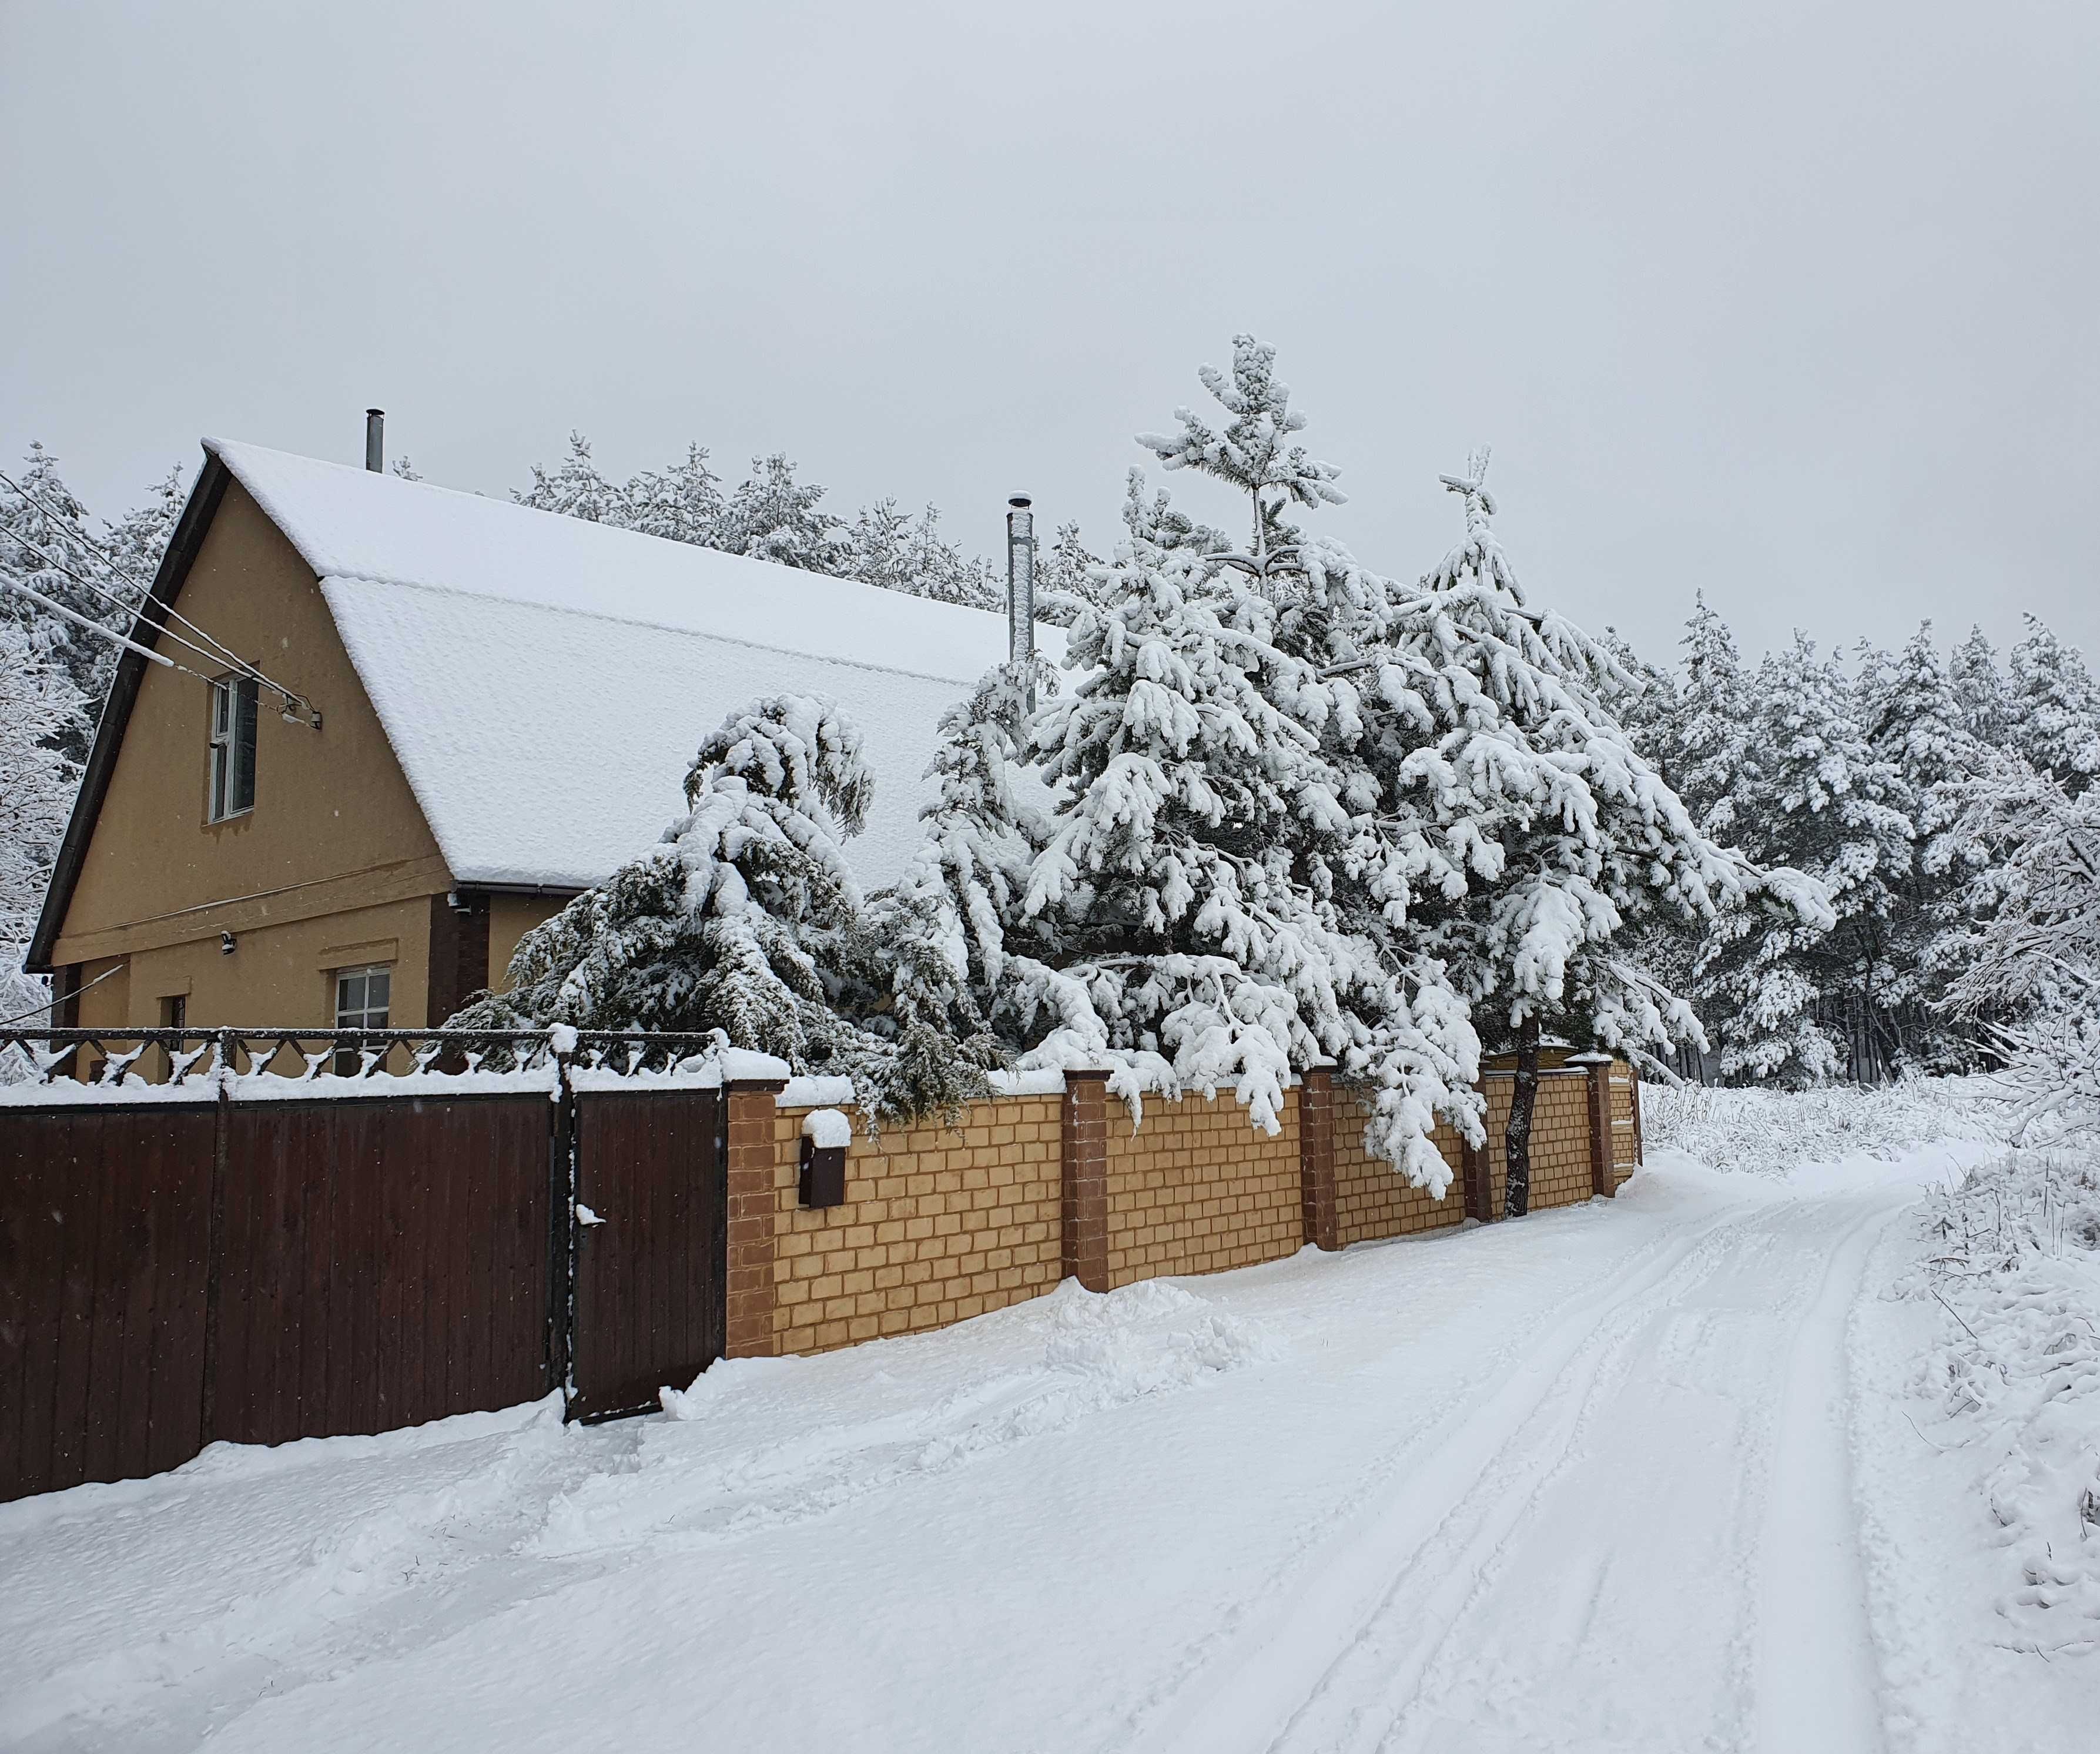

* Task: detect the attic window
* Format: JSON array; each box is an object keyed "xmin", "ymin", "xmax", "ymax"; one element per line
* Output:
[{"xmin": 208, "ymin": 675, "xmax": 258, "ymax": 821}]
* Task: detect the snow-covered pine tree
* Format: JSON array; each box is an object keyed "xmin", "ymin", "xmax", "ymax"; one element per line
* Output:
[
  {"xmin": 513, "ymin": 432, "xmax": 629, "ymax": 524},
  {"xmin": 0, "ymin": 444, "xmax": 146, "ymax": 744},
  {"xmin": 716, "ymin": 454, "xmax": 847, "ymax": 573},
  {"xmin": 1371, "ymin": 454, "xmax": 1768, "ymax": 1211},
  {"xmin": 0, "ymin": 627, "xmax": 84, "ymax": 1043},
  {"xmin": 2007, "ymin": 614, "xmax": 2100, "ymax": 795},
  {"xmin": 99, "ymin": 464, "xmax": 186, "ymax": 599},
  {"xmin": 842, "ymin": 499, "xmax": 999, "ymax": 608},
  {"xmin": 1030, "ymin": 520, "xmax": 1101, "ymax": 627},
  {"xmin": 622, "ymin": 444, "xmax": 725, "ymax": 545},
  {"xmin": 1014, "ymin": 468, "xmax": 1479, "ymax": 1191},
  {"xmin": 1137, "ymin": 333, "xmax": 1345, "ymax": 565},
  {"xmin": 1941, "ymin": 751, "xmax": 2100, "ymax": 1128},
  {"xmin": 451, "ymin": 694, "xmax": 996, "ymax": 1120},
  {"xmin": 1693, "ymin": 633, "xmax": 1911, "ymax": 1084}
]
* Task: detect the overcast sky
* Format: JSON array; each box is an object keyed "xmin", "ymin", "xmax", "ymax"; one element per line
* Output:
[{"xmin": 4, "ymin": 1, "xmax": 2094, "ymax": 668}]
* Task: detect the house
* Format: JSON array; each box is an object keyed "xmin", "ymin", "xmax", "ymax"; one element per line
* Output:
[{"xmin": 27, "ymin": 439, "xmax": 1054, "ymax": 1035}]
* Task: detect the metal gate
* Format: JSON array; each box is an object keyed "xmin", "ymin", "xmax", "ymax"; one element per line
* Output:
[
  {"xmin": 568, "ymin": 1086, "xmax": 726, "ymax": 1421},
  {"xmin": 2, "ymin": 1029, "xmax": 734, "ymax": 1501}
]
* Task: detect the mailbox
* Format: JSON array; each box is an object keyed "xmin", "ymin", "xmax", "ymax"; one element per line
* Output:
[{"xmin": 799, "ymin": 1106, "xmax": 851, "ymax": 1208}]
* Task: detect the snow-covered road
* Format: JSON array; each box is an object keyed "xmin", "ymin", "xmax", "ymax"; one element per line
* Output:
[{"xmin": 3, "ymin": 1152, "xmax": 2082, "ymax": 1753}]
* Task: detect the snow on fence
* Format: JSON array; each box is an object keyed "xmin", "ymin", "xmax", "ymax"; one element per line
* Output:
[{"xmin": 1, "ymin": 1033, "xmax": 1643, "ymax": 1500}]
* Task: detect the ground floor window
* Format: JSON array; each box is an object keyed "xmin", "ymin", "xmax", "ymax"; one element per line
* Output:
[{"xmin": 333, "ymin": 965, "xmax": 391, "ymax": 1073}]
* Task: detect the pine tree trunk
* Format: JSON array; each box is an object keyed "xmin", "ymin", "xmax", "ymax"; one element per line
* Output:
[{"xmin": 1505, "ymin": 1014, "xmax": 1540, "ymax": 1219}]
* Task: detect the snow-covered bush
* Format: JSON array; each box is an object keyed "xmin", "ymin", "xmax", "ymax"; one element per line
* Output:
[
  {"xmin": 1896, "ymin": 1148, "xmax": 2100, "ymax": 1651},
  {"xmin": 1643, "ymin": 1076, "xmax": 2009, "ymax": 1176}
]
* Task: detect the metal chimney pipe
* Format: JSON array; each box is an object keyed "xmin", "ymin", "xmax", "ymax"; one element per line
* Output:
[
  {"xmin": 1006, "ymin": 495, "xmax": 1035, "ymax": 669},
  {"xmin": 365, "ymin": 409, "xmax": 384, "ymax": 473}
]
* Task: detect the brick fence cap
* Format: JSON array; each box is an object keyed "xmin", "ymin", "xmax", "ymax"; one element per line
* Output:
[
  {"xmin": 1565, "ymin": 1052, "xmax": 1614, "ymax": 1065},
  {"xmin": 722, "ymin": 1076, "xmax": 791, "ymax": 1094},
  {"xmin": 1060, "ymin": 1068, "xmax": 1114, "ymax": 1084}
]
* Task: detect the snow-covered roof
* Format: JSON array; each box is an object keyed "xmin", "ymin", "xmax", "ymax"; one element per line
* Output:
[{"xmin": 205, "ymin": 439, "xmax": 1059, "ymax": 893}]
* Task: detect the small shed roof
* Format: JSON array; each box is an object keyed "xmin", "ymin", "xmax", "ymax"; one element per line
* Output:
[{"xmin": 206, "ymin": 440, "xmax": 1056, "ymax": 894}]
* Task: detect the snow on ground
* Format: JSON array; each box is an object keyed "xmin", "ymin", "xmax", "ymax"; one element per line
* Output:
[{"xmin": 5, "ymin": 1082, "xmax": 2095, "ymax": 1752}]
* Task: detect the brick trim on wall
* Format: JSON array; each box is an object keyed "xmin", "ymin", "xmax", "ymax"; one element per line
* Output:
[
  {"xmin": 1061, "ymin": 1071, "xmax": 1111, "ymax": 1291},
  {"xmin": 724, "ymin": 1077, "xmax": 787, "ymax": 1356},
  {"xmin": 1298, "ymin": 1067, "xmax": 1339, "ymax": 1251}
]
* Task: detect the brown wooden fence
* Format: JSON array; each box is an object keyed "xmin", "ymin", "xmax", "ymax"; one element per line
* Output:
[{"xmin": 0, "ymin": 1030, "xmax": 729, "ymax": 1504}]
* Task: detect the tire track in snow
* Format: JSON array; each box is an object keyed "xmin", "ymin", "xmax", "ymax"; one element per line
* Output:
[
  {"xmin": 1123, "ymin": 1204, "xmax": 1753, "ymax": 1754},
  {"xmin": 1751, "ymin": 1196, "xmax": 1899, "ymax": 1754}
]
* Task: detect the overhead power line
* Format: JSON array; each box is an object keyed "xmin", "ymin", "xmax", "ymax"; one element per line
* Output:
[
  {"xmin": 0, "ymin": 571, "xmax": 197, "ymax": 675},
  {"xmin": 0, "ymin": 473, "xmax": 320, "ymax": 724},
  {"xmin": 0, "ymin": 466, "xmax": 253, "ymax": 675}
]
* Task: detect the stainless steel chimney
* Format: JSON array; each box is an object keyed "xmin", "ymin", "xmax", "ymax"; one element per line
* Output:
[
  {"xmin": 365, "ymin": 409, "xmax": 384, "ymax": 473},
  {"xmin": 1006, "ymin": 495, "xmax": 1036, "ymax": 668}
]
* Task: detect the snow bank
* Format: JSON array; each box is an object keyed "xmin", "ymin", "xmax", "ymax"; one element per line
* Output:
[
  {"xmin": 1888, "ymin": 1150, "xmax": 2100, "ymax": 1653},
  {"xmin": 532, "ymin": 1279, "xmax": 1282, "ymax": 1559},
  {"xmin": 1645, "ymin": 1075, "xmax": 2011, "ymax": 1177}
]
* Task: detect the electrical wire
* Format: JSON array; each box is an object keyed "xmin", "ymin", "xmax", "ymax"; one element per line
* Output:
[
  {"xmin": 0, "ymin": 571, "xmax": 200, "ymax": 675},
  {"xmin": 0, "ymin": 468, "xmax": 319, "ymax": 716},
  {"xmin": 0, "ymin": 963, "xmax": 125, "ymax": 1030},
  {"xmin": 3, "ymin": 528, "xmax": 241, "ymax": 678},
  {"xmin": 0, "ymin": 466, "xmax": 256, "ymax": 676}
]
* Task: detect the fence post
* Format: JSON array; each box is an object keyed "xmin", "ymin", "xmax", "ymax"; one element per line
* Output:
[
  {"xmin": 1298, "ymin": 1066, "xmax": 1338, "ymax": 1251},
  {"xmin": 1060, "ymin": 1071, "xmax": 1112, "ymax": 1291},
  {"xmin": 549, "ymin": 1036, "xmax": 575, "ymax": 1407},
  {"xmin": 1580, "ymin": 1055, "xmax": 1614, "ymax": 1199},
  {"xmin": 197, "ymin": 1029, "xmax": 237, "ymax": 1440},
  {"xmin": 723, "ymin": 1075, "xmax": 787, "ymax": 1357}
]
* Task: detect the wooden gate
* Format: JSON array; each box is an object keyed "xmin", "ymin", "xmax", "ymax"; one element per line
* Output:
[{"xmin": 568, "ymin": 1087, "xmax": 726, "ymax": 1420}]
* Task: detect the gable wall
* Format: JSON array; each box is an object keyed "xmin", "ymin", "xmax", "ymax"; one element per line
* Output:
[{"xmin": 53, "ymin": 480, "xmax": 453, "ymax": 1027}]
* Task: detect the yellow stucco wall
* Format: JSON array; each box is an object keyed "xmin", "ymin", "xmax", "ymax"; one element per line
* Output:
[{"xmin": 51, "ymin": 480, "xmax": 451, "ymax": 1027}]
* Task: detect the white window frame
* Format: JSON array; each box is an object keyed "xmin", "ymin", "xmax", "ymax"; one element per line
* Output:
[
  {"xmin": 334, "ymin": 964, "xmax": 393, "ymax": 1032},
  {"xmin": 207, "ymin": 674, "xmax": 259, "ymax": 821}
]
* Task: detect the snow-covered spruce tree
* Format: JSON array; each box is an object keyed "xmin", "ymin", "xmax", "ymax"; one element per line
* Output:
[
  {"xmin": 1030, "ymin": 520, "xmax": 1101, "ymax": 628},
  {"xmin": 1858, "ymin": 622, "xmax": 1995, "ymax": 1067},
  {"xmin": 1013, "ymin": 469, "xmax": 1479, "ymax": 1191},
  {"xmin": 1693, "ymin": 633, "xmax": 1911, "ymax": 1084},
  {"xmin": 2007, "ymin": 614, "xmax": 2100, "ymax": 796},
  {"xmin": 0, "ymin": 628, "xmax": 84, "ymax": 1041},
  {"xmin": 1367, "ymin": 455, "xmax": 1787, "ymax": 1212},
  {"xmin": 451, "ymin": 694, "xmax": 999, "ymax": 1122},
  {"xmin": 1950, "ymin": 625, "xmax": 2013, "ymax": 750}
]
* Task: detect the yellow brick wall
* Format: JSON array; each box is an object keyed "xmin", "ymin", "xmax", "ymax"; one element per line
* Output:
[
  {"xmin": 769, "ymin": 1094, "xmax": 1063, "ymax": 1356},
  {"xmin": 1331, "ymin": 1092, "xmax": 1468, "ymax": 1246},
  {"xmin": 1103, "ymin": 1089, "xmax": 1303, "ymax": 1286}
]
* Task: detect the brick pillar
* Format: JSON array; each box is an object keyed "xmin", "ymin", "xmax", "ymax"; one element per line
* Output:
[
  {"xmin": 1061, "ymin": 1070, "xmax": 1111, "ymax": 1291},
  {"xmin": 1298, "ymin": 1066, "xmax": 1339, "ymax": 1251},
  {"xmin": 724, "ymin": 1077, "xmax": 786, "ymax": 1357},
  {"xmin": 1585, "ymin": 1059, "xmax": 1615, "ymax": 1198}
]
